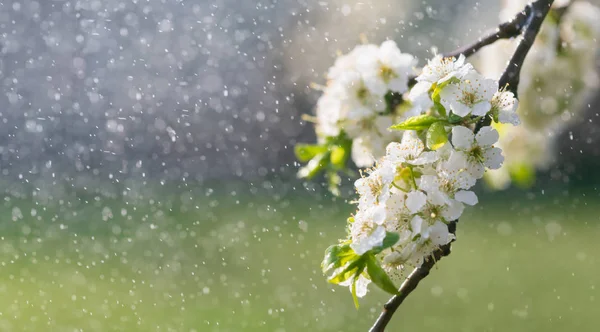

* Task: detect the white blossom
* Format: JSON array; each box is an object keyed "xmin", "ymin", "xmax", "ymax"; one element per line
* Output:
[
  {"xmin": 350, "ymin": 224, "xmax": 387, "ymax": 255},
  {"xmin": 491, "ymin": 90, "xmax": 520, "ymax": 125},
  {"xmin": 451, "ymin": 126, "xmax": 504, "ymax": 178},
  {"xmin": 416, "ymin": 54, "xmax": 474, "ymax": 86},
  {"xmin": 439, "ymin": 72, "xmax": 498, "ymax": 117},
  {"xmin": 386, "ymin": 131, "xmax": 438, "ymax": 166},
  {"xmin": 357, "ymin": 40, "xmax": 417, "ymax": 95}
]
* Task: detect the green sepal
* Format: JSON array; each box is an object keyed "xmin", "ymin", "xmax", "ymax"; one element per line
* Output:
[
  {"xmin": 426, "ymin": 122, "xmax": 448, "ymax": 150},
  {"xmin": 390, "ymin": 114, "xmax": 443, "ymax": 131}
]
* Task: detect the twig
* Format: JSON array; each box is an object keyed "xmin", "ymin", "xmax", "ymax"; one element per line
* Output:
[
  {"xmin": 476, "ymin": 0, "xmax": 554, "ymax": 132},
  {"xmin": 499, "ymin": 0, "xmax": 555, "ymax": 96},
  {"xmin": 368, "ymin": 220, "xmax": 456, "ymax": 332},
  {"xmin": 370, "ymin": 2, "xmax": 554, "ymax": 330},
  {"xmin": 443, "ymin": 6, "xmax": 531, "ymax": 59}
]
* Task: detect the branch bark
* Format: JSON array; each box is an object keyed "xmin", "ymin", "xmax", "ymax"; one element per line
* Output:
[{"xmin": 370, "ymin": 1, "xmax": 554, "ymax": 330}]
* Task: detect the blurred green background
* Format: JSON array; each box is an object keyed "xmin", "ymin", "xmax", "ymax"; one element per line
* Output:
[{"xmin": 0, "ymin": 183, "xmax": 598, "ymax": 331}]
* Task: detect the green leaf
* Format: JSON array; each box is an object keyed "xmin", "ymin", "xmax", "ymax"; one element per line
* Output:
[
  {"xmin": 328, "ymin": 256, "xmax": 366, "ymax": 284},
  {"xmin": 329, "ymin": 142, "xmax": 350, "ymax": 169},
  {"xmin": 297, "ymin": 152, "xmax": 330, "ymax": 179},
  {"xmin": 295, "ymin": 144, "xmax": 327, "ymax": 162},
  {"xmin": 426, "ymin": 122, "xmax": 448, "ymax": 150},
  {"xmin": 372, "ymin": 232, "xmax": 400, "ymax": 254},
  {"xmin": 390, "ymin": 114, "xmax": 443, "ymax": 131},
  {"xmin": 321, "ymin": 243, "xmax": 358, "ymax": 275},
  {"xmin": 448, "ymin": 113, "xmax": 463, "ymax": 124},
  {"xmin": 351, "ymin": 279, "xmax": 360, "ymax": 309},
  {"xmin": 327, "ymin": 171, "xmax": 342, "ymax": 196},
  {"xmin": 365, "ymin": 254, "xmax": 399, "ymax": 295}
]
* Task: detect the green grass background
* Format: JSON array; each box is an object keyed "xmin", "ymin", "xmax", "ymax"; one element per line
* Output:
[{"xmin": 0, "ymin": 185, "xmax": 597, "ymax": 331}]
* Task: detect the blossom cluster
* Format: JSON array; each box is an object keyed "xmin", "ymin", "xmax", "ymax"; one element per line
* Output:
[
  {"xmin": 322, "ymin": 55, "xmax": 519, "ymax": 302},
  {"xmin": 315, "ymin": 40, "xmax": 417, "ymax": 167},
  {"xmin": 479, "ymin": 1, "xmax": 600, "ymax": 189}
]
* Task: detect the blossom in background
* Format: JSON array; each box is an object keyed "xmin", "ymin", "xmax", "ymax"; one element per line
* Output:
[
  {"xmin": 312, "ymin": 40, "xmax": 417, "ymax": 168},
  {"xmin": 478, "ymin": 0, "xmax": 600, "ymax": 189}
]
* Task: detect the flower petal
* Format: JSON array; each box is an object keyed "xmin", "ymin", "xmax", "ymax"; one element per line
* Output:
[
  {"xmin": 406, "ymin": 191, "xmax": 427, "ymax": 214},
  {"xmin": 451, "ymin": 126, "xmax": 475, "ymax": 150},
  {"xmin": 475, "ymin": 126, "xmax": 499, "ymax": 147},
  {"xmin": 483, "ymin": 147, "xmax": 504, "ymax": 169},
  {"xmin": 472, "ymin": 100, "xmax": 491, "ymax": 116},
  {"xmin": 441, "ymin": 199, "xmax": 464, "ymax": 220},
  {"xmin": 410, "ymin": 215, "xmax": 423, "ymax": 236},
  {"xmin": 455, "ymin": 190, "xmax": 478, "ymax": 206}
]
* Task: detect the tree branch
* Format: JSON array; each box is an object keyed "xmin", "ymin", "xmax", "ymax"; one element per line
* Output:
[
  {"xmin": 369, "ymin": 220, "xmax": 456, "ymax": 332},
  {"xmin": 499, "ymin": 0, "xmax": 555, "ymax": 96},
  {"xmin": 476, "ymin": 0, "xmax": 554, "ymax": 133},
  {"xmin": 443, "ymin": 6, "xmax": 531, "ymax": 59},
  {"xmin": 370, "ymin": 2, "xmax": 554, "ymax": 329}
]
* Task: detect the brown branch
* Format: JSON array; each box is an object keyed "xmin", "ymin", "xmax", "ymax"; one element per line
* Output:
[
  {"xmin": 368, "ymin": 220, "xmax": 456, "ymax": 332},
  {"xmin": 443, "ymin": 7, "xmax": 531, "ymax": 59},
  {"xmin": 370, "ymin": 2, "xmax": 554, "ymax": 330},
  {"xmin": 476, "ymin": 0, "xmax": 554, "ymax": 132}
]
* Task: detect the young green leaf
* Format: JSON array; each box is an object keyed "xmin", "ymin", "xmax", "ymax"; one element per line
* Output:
[
  {"xmin": 321, "ymin": 243, "xmax": 357, "ymax": 275},
  {"xmin": 294, "ymin": 144, "xmax": 328, "ymax": 162},
  {"xmin": 426, "ymin": 122, "xmax": 448, "ymax": 150},
  {"xmin": 327, "ymin": 170, "xmax": 342, "ymax": 196},
  {"xmin": 351, "ymin": 278, "xmax": 360, "ymax": 308},
  {"xmin": 297, "ymin": 152, "xmax": 330, "ymax": 179},
  {"xmin": 390, "ymin": 114, "xmax": 443, "ymax": 131},
  {"xmin": 330, "ymin": 145, "xmax": 349, "ymax": 169},
  {"xmin": 371, "ymin": 232, "xmax": 400, "ymax": 254},
  {"xmin": 328, "ymin": 256, "xmax": 366, "ymax": 284},
  {"xmin": 365, "ymin": 254, "xmax": 399, "ymax": 295}
]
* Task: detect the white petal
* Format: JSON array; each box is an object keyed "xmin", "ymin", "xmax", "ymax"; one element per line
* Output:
[
  {"xmin": 410, "ymin": 215, "xmax": 423, "ymax": 235},
  {"xmin": 354, "ymin": 275, "xmax": 371, "ymax": 298},
  {"xmin": 410, "ymin": 151, "xmax": 438, "ymax": 165},
  {"xmin": 475, "ymin": 126, "xmax": 499, "ymax": 147},
  {"xmin": 471, "ymin": 100, "xmax": 491, "ymax": 116},
  {"xmin": 498, "ymin": 110, "xmax": 520, "ymax": 125},
  {"xmin": 418, "ymin": 175, "xmax": 439, "ymax": 193},
  {"xmin": 451, "ymin": 126, "xmax": 475, "ymax": 150},
  {"xmin": 466, "ymin": 160, "xmax": 485, "ymax": 179},
  {"xmin": 406, "ymin": 191, "xmax": 427, "ymax": 214},
  {"xmin": 401, "ymin": 131, "xmax": 425, "ymax": 158},
  {"xmin": 428, "ymin": 190, "xmax": 449, "ymax": 206},
  {"xmin": 441, "ymin": 199, "xmax": 464, "ymax": 220},
  {"xmin": 428, "ymin": 221, "xmax": 452, "ymax": 246},
  {"xmin": 483, "ymin": 147, "xmax": 504, "ymax": 169},
  {"xmin": 454, "ymin": 190, "xmax": 478, "ymax": 206},
  {"xmin": 368, "ymin": 226, "xmax": 387, "ymax": 247},
  {"xmin": 449, "ymin": 101, "xmax": 472, "ymax": 117},
  {"xmin": 408, "ymin": 81, "xmax": 432, "ymax": 101},
  {"xmin": 351, "ymin": 137, "xmax": 376, "ymax": 167},
  {"xmin": 372, "ymin": 205, "xmax": 388, "ymax": 225}
]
